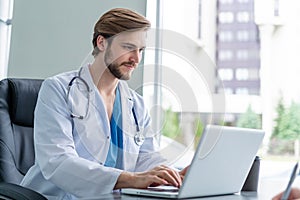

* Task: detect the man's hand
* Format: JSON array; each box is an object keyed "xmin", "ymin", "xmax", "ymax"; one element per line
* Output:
[
  {"xmin": 272, "ymin": 188, "xmax": 300, "ymax": 200},
  {"xmin": 115, "ymin": 165, "xmax": 182, "ymax": 189},
  {"xmin": 179, "ymin": 165, "xmax": 189, "ymax": 180}
]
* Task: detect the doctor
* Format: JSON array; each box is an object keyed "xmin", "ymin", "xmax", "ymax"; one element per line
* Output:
[{"xmin": 21, "ymin": 7, "xmax": 188, "ymax": 199}]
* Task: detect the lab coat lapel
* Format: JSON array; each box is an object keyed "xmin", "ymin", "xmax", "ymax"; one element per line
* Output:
[
  {"xmin": 119, "ymin": 82, "xmax": 140, "ymax": 171},
  {"xmin": 80, "ymin": 65, "xmax": 110, "ymax": 133},
  {"xmin": 73, "ymin": 65, "xmax": 111, "ymax": 163}
]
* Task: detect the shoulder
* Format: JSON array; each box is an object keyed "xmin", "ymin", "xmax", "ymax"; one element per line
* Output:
[
  {"xmin": 41, "ymin": 70, "xmax": 77, "ymax": 92},
  {"xmin": 38, "ymin": 70, "xmax": 77, "ymax": 102}
]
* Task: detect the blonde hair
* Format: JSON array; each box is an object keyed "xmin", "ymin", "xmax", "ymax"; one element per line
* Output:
[{"xmin": 92, "ymin": 8, "xmax": 151, "ymax": 56}]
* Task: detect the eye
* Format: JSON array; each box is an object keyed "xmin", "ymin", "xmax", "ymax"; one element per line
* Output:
[
  {"xmin": 139, "ymin": 47, "xmax": 145, "ymax": 53},
  {"xmin": 123, "ymin": 44, "xmax": 135, "ymax": 51}
]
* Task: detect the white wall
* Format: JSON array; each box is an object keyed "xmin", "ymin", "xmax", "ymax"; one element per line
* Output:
[
  {"xmin": 8, "ymin": 0, "xmax": 147, "ymax": 90},
  {"xmin": 272, "ymin": 1, "xmax": 300, "ymax": 104}
]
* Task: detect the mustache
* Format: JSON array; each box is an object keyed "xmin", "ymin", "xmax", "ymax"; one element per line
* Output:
[{"xmin": 121, "ymin": 61, "xmax": 136, "ymax": 67}]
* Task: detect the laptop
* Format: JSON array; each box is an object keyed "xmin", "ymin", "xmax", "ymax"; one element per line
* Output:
[{"xmin": 122, "ymin": 125, "xmax": 265, "ymax": 199}]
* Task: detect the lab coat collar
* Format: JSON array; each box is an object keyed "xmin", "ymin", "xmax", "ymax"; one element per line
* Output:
[
  {"xmin": 79, "ymin": 64, "xmax": 95, "ymax": 93},
  {"xmin": 79, "ymin": 64, "xmax": 134, "ymax": 117},
  {"xmin": 79, "ymin": 64, "xmax": 134, "ymax": 101}
]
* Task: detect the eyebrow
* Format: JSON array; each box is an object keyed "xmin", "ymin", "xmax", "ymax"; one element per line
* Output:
[{"xmin": 121, "ymin": 42, "xmax": 146, "ymax": 50}]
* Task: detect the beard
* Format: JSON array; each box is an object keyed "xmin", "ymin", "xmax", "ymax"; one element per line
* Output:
[{"xmin": 104, "ymin": 49, "xmax": 135, "ymax": 80}]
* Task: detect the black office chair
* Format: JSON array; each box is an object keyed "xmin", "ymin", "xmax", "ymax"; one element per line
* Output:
[{"xmin": 0, "ymin": 78, "xmax": 47, "ymax": 200}]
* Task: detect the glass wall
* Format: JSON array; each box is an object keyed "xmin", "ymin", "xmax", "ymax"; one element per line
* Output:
[{"xmin": 146, "ymin": 0, "xmax": 300, "ymax": 176}]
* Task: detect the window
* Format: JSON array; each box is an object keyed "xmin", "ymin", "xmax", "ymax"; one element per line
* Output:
[
  {"xmin": 249, "ymin": 50, "xmax": 260, "ymax": 60},
  {"xmin": 236, "ymin": 12, "xmax": 250, "ymax": 23},
  {"xmin": 235, "ymin": 68, "xmax": 260, "ymax": 80},
  {"xmin": 218, "ymin": 68, "xmax": 234, "ymax": 80},
  {"xmin": 274, "ymin": 0, "xmax": 280, "ymax": 16},
  {"xmin": 219, "ymin": 12, "xmax": 234, "ymax": 23},
  {"xmin": 236, "ymin": 30, "xmax": 249, "ymax": 41},
  {"xmin": 217, "ymin": 87, "xmax": 233, "ymax": 94},
  {"xmin": 219, "ymin": 31, "xmax": 233, "ymax": 42},
  {"xmin": 237, "ymin": 0, "xmax": 249, "ymax": 3},
  {"xmin": 249, "ymin": 88, "xmax": 260, "ymax": 95},
  {"xmin": 198, "ymin": 0, "xmax": 202, "ymax": 39},
  {"xmin": 236, "ymin": 49, "xmax": 248, "ymax": 60},
  {"xmin": 236, "ymin": 87, "xmax": 249, "ymax": 95},
  {"xmin": 236, "ymin": 68, "xmax": 249, "ymax": 80},
  {"xmin": 218, "ymin": 50, "xmax": 233, "ymax": 61},
  {"xmin": 219, "ymin": 0, "xmax": 233, "ymax": 4},
  {"xmin": 224, "ymin": 88, "xmax": 233, "ymax": 94},
  {"xmin": 248, "ymin": 68, "xmax": 260, "ymax": 80}
]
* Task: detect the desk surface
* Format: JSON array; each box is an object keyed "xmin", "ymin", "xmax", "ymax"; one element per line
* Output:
[
  {"xmin": 94, "ymin": 177, "xmax": 289, "ymax": 200},
  {"xmin": 99, "ymin": 192, "xmax": 257, "ymax": 199}
]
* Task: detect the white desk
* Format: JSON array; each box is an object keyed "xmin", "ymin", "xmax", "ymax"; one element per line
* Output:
[{"xmin": 93, "ymin": 177, "xmax": 290, "ymax": 199}]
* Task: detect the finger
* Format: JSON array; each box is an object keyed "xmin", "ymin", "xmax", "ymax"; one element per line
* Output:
[
  {"xmin": 152, "ymin": 165, "xmax": 166, "ymax": 171},
  {"xmin": 152, "ymin": 165, "xmax": 182, "ymax": 187},
  {"xmin": 271, "ymin": 192, "xmax": 282, "ymax": 200},
  {"xmin": 179, "ymin": 165, "xmax": 189, "ymax": 177},
  {"xmin": 169, "ymin": 169, "xmax": 182, "ymax": 187},
  {"xmin": 156, "ymin": 168, "xmax": 181, "ymax": 187},
  {"xmin": 166, "ymin": 167, "xmax": 182, "ymax": 187},
  {"xmin": 148, "ymin": 175, "xmax": 169, "ymax": 187}
]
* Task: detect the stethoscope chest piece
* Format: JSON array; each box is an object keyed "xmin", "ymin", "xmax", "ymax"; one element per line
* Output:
[
  {"xmin": 134, "ymin": 131, "xmax": 145, "ymax": 146},
  {"xmin": 131, "ymin": 106, "xmax": 144, "ymax": 146}
]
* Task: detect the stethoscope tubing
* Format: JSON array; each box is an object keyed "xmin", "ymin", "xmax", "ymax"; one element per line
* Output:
[{"xmin": 67, "ymin": 67, "xmax": 144, "ymax": 146}]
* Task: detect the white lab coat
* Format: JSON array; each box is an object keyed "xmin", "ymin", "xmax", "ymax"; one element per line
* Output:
[{"xmin": 20, "ymin": 65, "xmax": 167, "ymax": 200}]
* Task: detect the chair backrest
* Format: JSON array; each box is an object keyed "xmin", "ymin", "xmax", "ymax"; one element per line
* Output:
[{"xmin": 0, "ymin": 78, "xmax": 43, "ymax": 184}]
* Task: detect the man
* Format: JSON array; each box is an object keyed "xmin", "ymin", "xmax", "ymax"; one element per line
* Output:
[{"xmin": 21, "ymin": 8, "xmax": 187, "ymax": 199}]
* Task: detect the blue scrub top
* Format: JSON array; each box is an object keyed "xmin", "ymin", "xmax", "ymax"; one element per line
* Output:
[{"xmin": 105, "ymin": 86, "xmax": 123, "ymax": 169}]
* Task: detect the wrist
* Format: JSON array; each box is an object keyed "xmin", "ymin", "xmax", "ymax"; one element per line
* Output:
[{"xmin": 115, "ymin": 171, "xmax": 135, "ymax": 189}]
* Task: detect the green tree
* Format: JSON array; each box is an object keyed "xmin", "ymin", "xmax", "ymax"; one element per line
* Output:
[
  {"xmin": 277, "ymin": 102, "xmax": 300, "ymax": 140},
  {"xmin": 162, "ymin": 107, "xmax": 181, "ymax": 139},
  {"xmin": 237, "ymin": 105, "xmax": 261, "ymax": 129},
  {"xmin": 272, "ymin": 96, "xmax": 286, "ymax": 138},
  {"xmin": 275, "ymin": 102, "xmax": 300, "ymax": 157},
  {"xmin": 193, "ymin": 118, "xmax": 204, "ymax": 149},
  {"xmin": 195, "ymin": 118, "xmax": 204, "ymax": 138},
  {"xmin": 270, "ymin": 100, "xmax": 300, "ymax": 156}
]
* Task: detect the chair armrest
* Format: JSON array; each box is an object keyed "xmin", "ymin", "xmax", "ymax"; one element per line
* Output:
[{"xmin": 0, "ymin": 182, "xmax": 47, "ymax": 200}]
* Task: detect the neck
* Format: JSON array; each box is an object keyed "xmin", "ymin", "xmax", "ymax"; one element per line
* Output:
[{"xmin": 89, "ymin": 58, "xmax": 119, "ymax": 96}]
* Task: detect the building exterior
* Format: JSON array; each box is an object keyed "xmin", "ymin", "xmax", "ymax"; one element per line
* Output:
[{"xmin": 216, "ymin": 0, "xmax": 261, "ymax": 96}]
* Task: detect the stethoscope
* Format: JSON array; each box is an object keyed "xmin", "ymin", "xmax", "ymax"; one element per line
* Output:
[
  {"xmin": 67, "ymin": 67, "xmax": 145, "ymax": 146},
  {"xmin": 131, "ymin": 106, "xmax": 145, "ymax": 146}
]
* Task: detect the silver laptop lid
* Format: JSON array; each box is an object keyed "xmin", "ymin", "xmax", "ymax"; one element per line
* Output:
[{"xmin": 178, "ymin": 125, "xmax": 264, "ymax": 198}]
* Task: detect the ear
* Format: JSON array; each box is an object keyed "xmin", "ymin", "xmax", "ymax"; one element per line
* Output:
[{"xmin": 96, "ymin": 35, "xmax": 106, "ymax": 51}]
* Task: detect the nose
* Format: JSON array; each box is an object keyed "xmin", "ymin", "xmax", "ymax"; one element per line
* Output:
[{"xmin": 129, "ymin": 49, "xmax": 142, "ymax": 64}]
